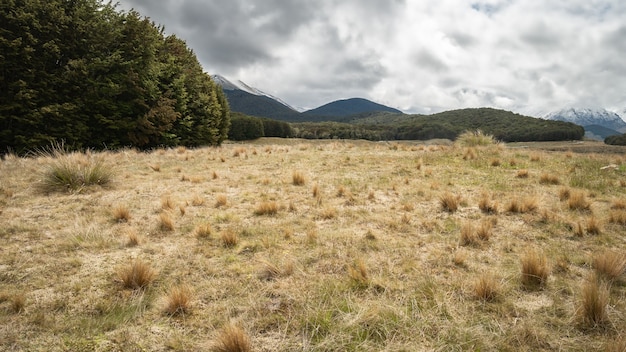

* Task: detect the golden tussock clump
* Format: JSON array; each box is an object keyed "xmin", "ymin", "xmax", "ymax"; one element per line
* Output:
[
  {"xmin": 254, "ymin": 201, "xmax": 278, "ymax": 216},
  {"xmin": 539, "ymin": 173, "xmax": 560, "ymax": 185},
  {"xmin": 292, "ymin": 171, "xmax": 305, "ymax": 186},
  {"xmin": 112, "ymin": 205, "xmax": 131, "ymax": 222},
  {"xmin": 578, "ymin": 275, "xmax": 610, "ymax": 328},
  {"xmin": 478, "ymin": 192, "xmax": 498, "ymax": 214},
  {"xmin": 195, "ymin": 223, "xmax": 212, "ymax": 239},
  {"xmin": 215, "ymin": 194, "xmax": 228, "ymax": 208},
  {"xmin": 163, "ymin": 285, "xmax": 193, "ymax": 316},
  {"xmin": 473, "ymin": 273, "xmax": 500, "ymax": 302},
  {"xmin": 593, "ymin": 250, "xmax": 626, "ymax": 281},
  {"xmin": 520, "ymin": 249, "xmax": 550, "ymax": 289},
  {"xmin": 609, "ymin": 210, "xmax": 626, "ymax": 225},
  {"xmin": 348, "ymin": 258, "xmax": 370, "ymax": 288},
  {"xmin": 159, "ymin": 212, "xmax": 175, "ymax": 231},
  {"xmin": 440, "ymin": 192, "xmax": 460, "ymax": 213},
  {"xmin": 220, "ymin": 229, "xmax": 239, "ymax": 248},
  {"xmin": 516, "ymin": 169, "xmax": 529, "ymax": 178},
  {"xmin": 117, "ymin": 259, "xmax": 156, "ymax": 290},
  {"xmin": 568, "ymin": 190, "xmax": 590, "ymax": 211},
  {"xmin": 212, "ymin": 323, "xmax": 251, "ymax": 352}
]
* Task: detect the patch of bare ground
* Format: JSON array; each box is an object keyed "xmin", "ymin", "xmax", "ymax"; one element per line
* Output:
[{"xmin": 0, "ymin": 137, "xmax": 624, "ymax": 351}]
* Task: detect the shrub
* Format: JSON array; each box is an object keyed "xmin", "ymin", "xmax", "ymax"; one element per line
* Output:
[
  {"xmin": 38, "ymin": 144, "xmax": 113, "ymax": 193},
  {"xmin": 520, "ymin": 250, "xmax": 549, "ymax": 289},
  {"xmin": 212, "ymin": 323, "xmax": 251, "ymax": 352},
  {"xmin": 118, "ymin": 259, "xmax": 156, "ymax": 290}
]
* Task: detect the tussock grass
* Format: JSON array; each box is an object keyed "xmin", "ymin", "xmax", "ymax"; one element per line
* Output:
[
  {"xmin": 539, "ymin": 173, "xmax": 560, "ymax": 185},
  {"xmin": 516, "ymin": 169, "xmax": 529, "ymax": 178},
  {"xmin": 348, "ymin": 258, "xmax": 370, "ymax": 288},
  {"xmin": 586, "ymin": 216, "xmax": 602, "ymax": 235},
  {"xmin": 220, "ymin": 229, "xmax": 239, "ymax": 248},
  {"xmin": 579, "ymin": 275, "xmax": 610, "ymax": 328},
  {"xmin": 478, "ymin": 192, "xmax": 498, "ymax": 214},
  {"xmin": 593, "ymin": 250, "xmax": 626, "ymax": 281},
  {"xmin": 473, "ymin": 273, "xmax": 500, "ymax": 302},
  {"xmin": 520, "ymin": 249, "xmax": 549, "ymax": 289},
  {"xmin": 254, "ymin": 201, "xmax": 278, "ymax": 216},
  {"xmin": 215, "ymin": 194, "xmax": 228, "ymax": 208},
  {"xmin": 38, "ymin": 144, "xmax": 113, "ymax": 193},
  {"xmin": 610, "ymin": 198, "xmax": 626, "ymax": 210},
  {"xmin": 440, "ymin": 192, "xmax": 460, "ymax": 213},
  {"xmin": 117, "ymin": 259, "xmax": 156, "ymax": 290},
  {"xmin": 212, "ymin": 323, "xmax": 251, "ymax": 352},
  {"xmin": 568, "ymin": 190, "xmax": 590, "ymax": 211},
  {"xmin": 609, "ymin": 210, "xmax": 626, "ymax": 225},
  {"xmin": 163, "ymin": 285, "xmax": 193, "ymax": 316},
  {"xmin": 159, "ymin": 212, "xmax": 175, "ymax": 231},
  {"xmin": 195, "ymin": 223, "xmax": 212, "ymax": 239},
  {"xmin": 292, "ymin": 171, "xmax": 306, "ymax": 186},
  {"xmin": 112, "ymin": 205, "xmax": 131, "ymax": 222},
  {"xmin": 507, "ymin": 195, "xmax": 538, "ymax": 213},
  {"xmin": 125, "ymin": 229, "xmax": 140, "ymax": 247},
  {"xmin": 456, "ymin": 130, "xmax": 497, "ymax": 146},
  {"xmin": 460, "ymin": 222, "xmax": 479, "ymax": 246}
]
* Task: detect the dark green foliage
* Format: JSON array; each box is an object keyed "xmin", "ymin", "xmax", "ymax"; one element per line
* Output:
[
  {"xmin": 228, "ymin": 113, "xmax": 264, "ymax": 141},
  {"xmin": 227, "ymin": 113, "xmax": 294, "ymax": 141},
  {"xmin": 303, "ymin": 98, "xmax": 402, "ymax": 117},
  {"xmin": 223, "ymin": 90, "xmax": 300, "ymax": 121},
  {"xmin": 0, "ymin": 0, "xmax": 229, "ymax": 154},
  {"xmin": 294, "ymin": 108, "xmax": 584, "ymax": 142},
  {"xmin": 605, "ymin": 133, "xmax": 626, "ymax": 145}
]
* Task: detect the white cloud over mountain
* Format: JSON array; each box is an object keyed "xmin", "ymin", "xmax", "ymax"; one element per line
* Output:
[{"xmin": 118, "ymin": 0, "xmax": 626, "ymax": 115}]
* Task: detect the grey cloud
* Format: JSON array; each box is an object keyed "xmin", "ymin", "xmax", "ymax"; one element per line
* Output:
[{"xmin": 414, "ymin": 50, "xmax": 448, "ymax": 72}]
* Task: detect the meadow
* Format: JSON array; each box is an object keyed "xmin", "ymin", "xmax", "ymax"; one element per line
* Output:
[{"xmin": 0, "ymin": 135, "xmax": 625, "ymax": 351}]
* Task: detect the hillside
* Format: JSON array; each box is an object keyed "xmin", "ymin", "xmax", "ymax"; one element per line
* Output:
[
  {"xmin": 303, "ymin": 98, "xmax": 402, "ymax": 117},
  {"xmin": 222, "ymin": 89, "xmax": 302, "ymax": 121}
]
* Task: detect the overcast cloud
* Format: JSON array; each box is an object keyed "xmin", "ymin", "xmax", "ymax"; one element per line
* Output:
[{"xmin": 117, "ymin": 0, "xmax": 626, "ymax": 115}]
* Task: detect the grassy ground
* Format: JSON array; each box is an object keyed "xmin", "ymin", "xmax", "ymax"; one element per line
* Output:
[{"xmin": 0, "ymin": 138, "xmax": 625, "ymax": 351}]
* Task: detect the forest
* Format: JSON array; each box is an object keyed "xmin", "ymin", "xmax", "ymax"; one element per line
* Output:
[{"xmin": 0, "ymin": 0, "xmax": 230, "ymax": 154}]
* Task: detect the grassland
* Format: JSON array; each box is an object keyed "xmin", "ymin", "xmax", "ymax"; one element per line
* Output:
[{"xmin": 0, "ymin": 138, "xmax": 625, "ymax": 351}]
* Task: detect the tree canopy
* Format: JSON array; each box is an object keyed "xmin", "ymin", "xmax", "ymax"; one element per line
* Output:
[{"xmin": 0, "ymin": 0, "xmax": 229, "ymax": 153}]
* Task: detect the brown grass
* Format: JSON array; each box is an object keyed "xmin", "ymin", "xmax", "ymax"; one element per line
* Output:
[
  {"xmin": 558, "ymin": 187, "xmax": 571, "ymax": 201},
  {"xmin": 159, "ymin": 212, "xmax": 175, "ymax": 231},
  {"xmin": 476, "ymin": 219, "xmax": 493, "ymax": 241},
  {"xmin": 112, "ymin": 205, "xmax": 131, "ymax": 222},
  {"xmin": 292, "ymin": 171, "xmax": 306, "ymax": 186},
  {"xmin": 539, "ymin": 173, "xmax": 560, "ymax": 185},
  {"xmin": 609, "ymin": 210, "xmax": 626, "ymax": 225},
  {"xmin": 215, "ymin": 194, "xmax": 228, "ymax": 208},
  {"xmin": 440, "ymin": 192, "xmax": 460, "ymax": 213},
  {"xmin": 586, "ymin": 216, "xmax": 602, "ymax": 235},
  {"xmin": 568, "ymin": 190, "xmax": 590, "ymax": 211},
  {"xmin": 593, "ymin": 250, "xmax": 626, "ymax": 281},
  {"xmin": 516, "ymin": 169, "xmax": 529, "ymax": 178},
  {"xmin": 460, "ymin": 222, "xmax": 479, "ymax": 246},
  {"xmin": 126, "ymin": 229, "xmax": 140, "ymax": 247},
  {"xmin": 117, "ymin": 259, "xmax": 156, "ymax": 290},
  {"xmin": 191, "ymin": 194, "xmax": 205, "ymax": 206},
  {"xmin": 221, "ymin": 229, "xmax": 239, "ymax": 248},
  {"xmin": 195, "ymin": 223, "xmax": 212, "ymax": 239},
  {"xmin": 579, "ymin": 275, "xmax": 610, "ymax": 328},
  {"xmin": 163, "ymin": 285, "xmax": 193, "ymax": 316},
  {"xmin": 473, "ymin": 273, "xmax": 500, "ymax": 302},
  {"xmin": 254, "ymin": 201, "xmax": 278, "ymax": 216},
  {"xmin": 212, "ymin": 323, "xmax": 251, "ymax": 352},
  {"xmin": 610, "ymin": 199, "xmax": 626, "ymax": 210},
  {"xmin": 478, "ymin": 192, "xmax": 498, "ymax": 214},
  {"xmin": 348, "ymin": 258, "xmax": 370, "ymax": 288},
  {"xmin": 520, "ymin": 250, "xmax": 549, "ymax": 289}
]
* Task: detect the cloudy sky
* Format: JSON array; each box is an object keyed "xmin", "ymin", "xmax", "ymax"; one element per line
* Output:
[{"xmin": 117, "ymin": 0, "xmax": 626, "ymax": 115}]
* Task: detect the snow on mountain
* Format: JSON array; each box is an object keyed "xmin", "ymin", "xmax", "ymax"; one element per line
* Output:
[
  {"xmin": 544, "ymin": 107, "xmax": 626, "ymax": 131},
  {"xmin": 211, "ymin": 74, "xmax": 300, "ymax": 112}
]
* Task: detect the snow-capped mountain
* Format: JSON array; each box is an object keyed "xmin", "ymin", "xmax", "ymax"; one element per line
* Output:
[
  {"xmin": 544, "ymin": 107, "xmax": 626, "ymax": 132},
  {"xmin": 211, "ymin": 74, "xmax": 300, "ymax": 112}
]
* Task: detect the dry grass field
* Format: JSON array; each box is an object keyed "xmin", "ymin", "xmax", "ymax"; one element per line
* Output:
[{"xmin": 1, "ymin": 137, "xmax": 625, "ymax": 351}]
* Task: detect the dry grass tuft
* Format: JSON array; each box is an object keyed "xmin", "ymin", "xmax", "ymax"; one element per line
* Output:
[
  {"xmin": 529, "ymin": 153, "xmax": 541, "ymax": 162},
  {"xmin": 593, "ymin": 250, "xmax": 626, "ymax": 281},
  {"xmin": 579, "ymin": 275, "xmax": 610, "ymax": 328},
  {"xmin": 507, "ymin": 196, "xmax": 538, "ymax": 213},
  {"xmin": 318, "ymin": 206, "xmax": 337, "ymax": 220},
  {"xmin": 516, "ymin": 169, "xmax": 529, "ymax": 178},
  {"xmin": 159, "ymin": 212, "xmax": 175, "ymax": 231},
  {"xmin": 254, "ymin": 201, "xmax": 278, "ymax": 216},
  {"xmin": 195, "ymin": 223, "xmax": 212, "ymax": 239},
  {"xmin": 117, "ymin": 259, "xmax": 156, "ymax": 290},
  {"xmin": 221, "ymin": 229, "xmax": 239, "ymax": 248},
  {"xmin": 609, "ymin": 210, "xmax": 626, "ymax": 226},
  {"xmin": 149, "ymin": 164, "xmax": 161, "ymax": 172},
  {"xmin": 440, "ymin": 192, "xmax": 460, "ymax": 213},
  {"xmin": 292, "ymin": 171, "xmax": 306, "ymax": 186},
  {"xmin": 478, "ymin": 192, "xmax": 498, "ymax": 214},
  {"xmin": 460, "ymin": 222, "xmax": 479, "ymax": 246},
  {"xmin": 604, "ymin": 337, "xmax": 626, "ymax": 352},
  {"xmin": 586, "ymin": 216, "xmax": 602, "ymax": 235},
  {"xmin": 490, "ymin": 158, "xmax": 501, "ymax": 167},
  {"xmin": 456, "ymin": 130, "xmax": 497, "ymax": 146},
  {"xmin": 610, "ymin": 199, "xmax": 626, "ymax": 210},
  {"xmin": 473, "ymin": 273, "xmax": 500, "ymax": 302},
  {"xmin": 163, "ymin": 285, "xmax": 193, "ymax": 316},
  {"xmin": 476, "ymin": 219, "xmax": 493, "ymax": 241},
  {"xmin": 348, "ymin": 258, "xmax": 370, "ymax": 288},
  {"xmin": 453, "ymin": 249, "xmax": 468, "ymax": 267},
  {"xmin": 112, "ymin": 205, "xmax": 131, "ymax": 222},
  {"xmin": 336, "ymin": 185, "xmax": 346, "ymax": 197},
  {"xmin": 191, "ymin": 194, "xmax": 205, "ymax": 206},
  {"xmin": 161, "ymin": 196, "xmax": 175, "ymax": 210},
  {"xmin": 257, "ymin": 260, "xmax": 294, "ymax": 281},
  {"xmin": 558, "ymin": 187, "xmax": 571, "ymax": 201},
  {"xmin": 212, "ymin": 323, "xmax": 251, "ymax": 352},
  {"xmin": 539, "ymin": 173, "xmax": 560, "ymax": 185},
  {"xmin": 215, "ymin": 194, "xmax": 228, "ymax": 208},
  {"xmin": 126, "ymin": 229, "xmax": 140, "ymax": 247},
  {"xmin": 568, "ymin": 190, "xmax": 590, "ymax": 211},
  {"xmin": 520, "ymin": 250, "xmax": 550, "ymax": 289},
  {"xmin": 463, "ymin": 147, "xmax": 478, "ymax": 160}
]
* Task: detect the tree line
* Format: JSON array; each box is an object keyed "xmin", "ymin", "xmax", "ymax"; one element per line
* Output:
[{"xmin": 0, "ymin": 0, "xmax": 230, "ymax": 154}]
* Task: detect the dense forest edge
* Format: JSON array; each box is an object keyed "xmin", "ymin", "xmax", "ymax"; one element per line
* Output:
[{"xmin": 1, "ymin": 0, "xmax": 230, "ymax": 154}]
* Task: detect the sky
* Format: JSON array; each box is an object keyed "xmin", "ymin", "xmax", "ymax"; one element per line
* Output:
[{"xmin": 116, "ymin": 0, "xmax": 626, "ymax": 116}]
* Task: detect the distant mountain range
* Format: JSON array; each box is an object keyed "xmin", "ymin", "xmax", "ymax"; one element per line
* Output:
[
  {"xmin": 543, "ymin": 107, "xmax": 626, "ymax": 140},
  {"xmin": 212, "ymin": 75, "xmax": 402, "ymax": 121}
]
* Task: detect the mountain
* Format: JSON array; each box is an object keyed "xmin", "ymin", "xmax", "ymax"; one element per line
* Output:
[
  {"xmin": 303, "ymin": 98, "xmax": 402, "ymax": 117},
  {"xmin": 582, "ymin": 124, "xmax": 622, "ymax": 141},
  {"xmin": 544, "ymin": 107, "xmax": 626, "ymax": 132},
  {"xmin": 211, "ymin": 75, "xmax": 299, "ymax": 111}
]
